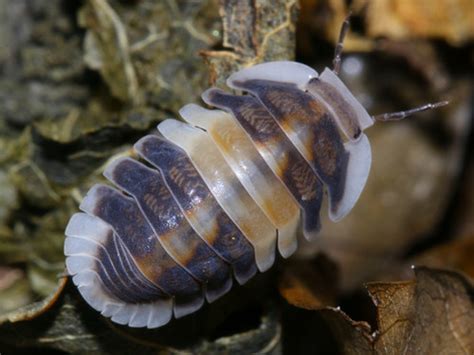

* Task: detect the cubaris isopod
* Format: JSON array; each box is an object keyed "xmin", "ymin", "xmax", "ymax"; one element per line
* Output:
[{"xmin": 64, "ymin": 15, "xmax": 447, "ymax": 328}]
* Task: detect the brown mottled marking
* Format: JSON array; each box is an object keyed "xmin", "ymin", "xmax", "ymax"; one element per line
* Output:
[
  {"xmin": 262, "ymin": 84, "xmax": 329, "ymax": 157},
  {"xmin": 184, "ymin": 201, "xmax": 219, "ymax": 244},
  {"xmin": 239, "ymin": 100, "xmax": 280, "ymax": 137},
  {"xmin": 290, "ymin": 160, "xmax": 320, "ymax": 201},
  {"xmin": 135, "ymin": 251, "xmax": 167, "ymax": 284},
  {"xmin": 159, "ymin": 227, "xmax": 201, "ymax": 267},
  {"xmin": 169, "ymin": 155, "xmax": 203, "ymax": 193},
  {"xmin": 210, "ymin": 124, "xmax": 237, "ymax": 155},
  {"xmin": 311, "ymin": 115, "xmax": 339, "ymax": 176},
  {"xmin": 143, "ymin": 192, "xmax": 160, "ymax": 215}
]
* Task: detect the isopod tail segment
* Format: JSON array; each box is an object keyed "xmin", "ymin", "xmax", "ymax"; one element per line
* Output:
[{"xmin": 64, "ymin": 14, "xmax": 449, "ymax": 328}]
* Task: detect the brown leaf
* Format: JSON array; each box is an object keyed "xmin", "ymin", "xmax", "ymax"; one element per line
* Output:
[
  {"xmin": 0, "ymin": 267, "xmax": 33, "ymax": 315},
  {"xmin": 413, "ymin": 235, "xmax": 474, "ymax": 279},
  {"xmin": 369, "ymin": 267, "xmax": 474, "ymax": 354},
  {"xmin": 353, "ymin": 0, "xmax": 474, "ymax": 46},
  {"xmin": 368, "ymin": 281, "xmax": 416, "ymax": 354},
  {"xmin": 316, "ymin": 267, "xmax": 474, "ymax": 354},
  {"xmin": 0, "ymin": 276, "xmax": 67, "ymax": 324},
  {"xmin": 320, "ymin": 308, "xmax": 374, "ymax": 354},
  {"xmin": 278, "ymin": 255, "xmax": 339, "ymax": 310}
]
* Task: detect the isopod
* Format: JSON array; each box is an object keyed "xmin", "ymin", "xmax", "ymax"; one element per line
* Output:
[{"xmin": 64, "ymin": 15, "xmax": 447, "ymax": 328}]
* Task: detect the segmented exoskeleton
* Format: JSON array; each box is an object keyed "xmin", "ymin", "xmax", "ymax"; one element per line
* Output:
[{"xmin": 64, "ymin": 16, "xmax": 446, "ymax": 328}]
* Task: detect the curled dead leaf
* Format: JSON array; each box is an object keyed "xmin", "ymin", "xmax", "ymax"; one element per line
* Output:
[
  {"xmin": 0, "ymin": 276, "xmax": 67, "ymax": 324},
  {"xmin": 319, "ymin": 267, "xmax": 474, "ymax": 354},
  {"xmin": 371, "ymin": 266, "xmax": 474, "ymax": 354}
]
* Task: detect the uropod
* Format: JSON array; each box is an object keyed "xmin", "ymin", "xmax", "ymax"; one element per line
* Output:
[{"xmin": 64, "ymin": 15, "xmax": 447, "ymax": 328}]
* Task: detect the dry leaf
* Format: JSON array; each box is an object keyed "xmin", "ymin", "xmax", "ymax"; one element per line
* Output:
[
  {"xmin": 320, "ymin": 267, "xmax": 474, "ymax": 354},
  {"xmin": 278, "ymin": 255, "xmax": 339, "ymax": 310},
  {"xmin": 281, "ymin": 265, "xmax": 474, "ymax": 353},
  {"xmin": 413, "ymin": 235, "xmax": 474, "ymax": 279},
  {"xmin": 376, "ymin": 233, "xmax": 474, "ymax": 283},
  {"xmin": 0, "ymin": 267, "xmax": 33, "ymax": 315},
  {"xmin": 370, "ymin": 267, "xmax": 474, "ymax": 354},
  {"xmin": 320, "ymin": 308, "xmax": 374, "ymax": 354},
  {"xmin": 353, "ymin": 0, "xmax": 474, "ymax": 46},
  {"xmin": 0, "ymin": 276, "xmax": 67, "ymax": 324}
]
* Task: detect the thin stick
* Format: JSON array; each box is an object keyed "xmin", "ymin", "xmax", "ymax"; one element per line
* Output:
[
  {"xmin": 332, "ymin": 12, "xmax": 352, "ymax": 76},
  {"xmin": 372, "ymin": 101, "xmax": 449, "ymax": 122}
]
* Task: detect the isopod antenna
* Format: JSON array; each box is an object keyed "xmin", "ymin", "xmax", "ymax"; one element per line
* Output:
[
  {"xmin": 372, "ymin": 101, "xmax": 450, "ymax": 122},
  {"xmin": 331, "ymin": 12, "xmax": 449, "ymax": 121},
  {"xmin": 332, "ymin": 11, "xmax": 352, "ymax": 76}
]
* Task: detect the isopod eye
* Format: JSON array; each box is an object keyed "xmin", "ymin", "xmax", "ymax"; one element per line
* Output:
[{"xmin": 353, "ymin": 128, "xmax": 362, "ymax": 140}]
